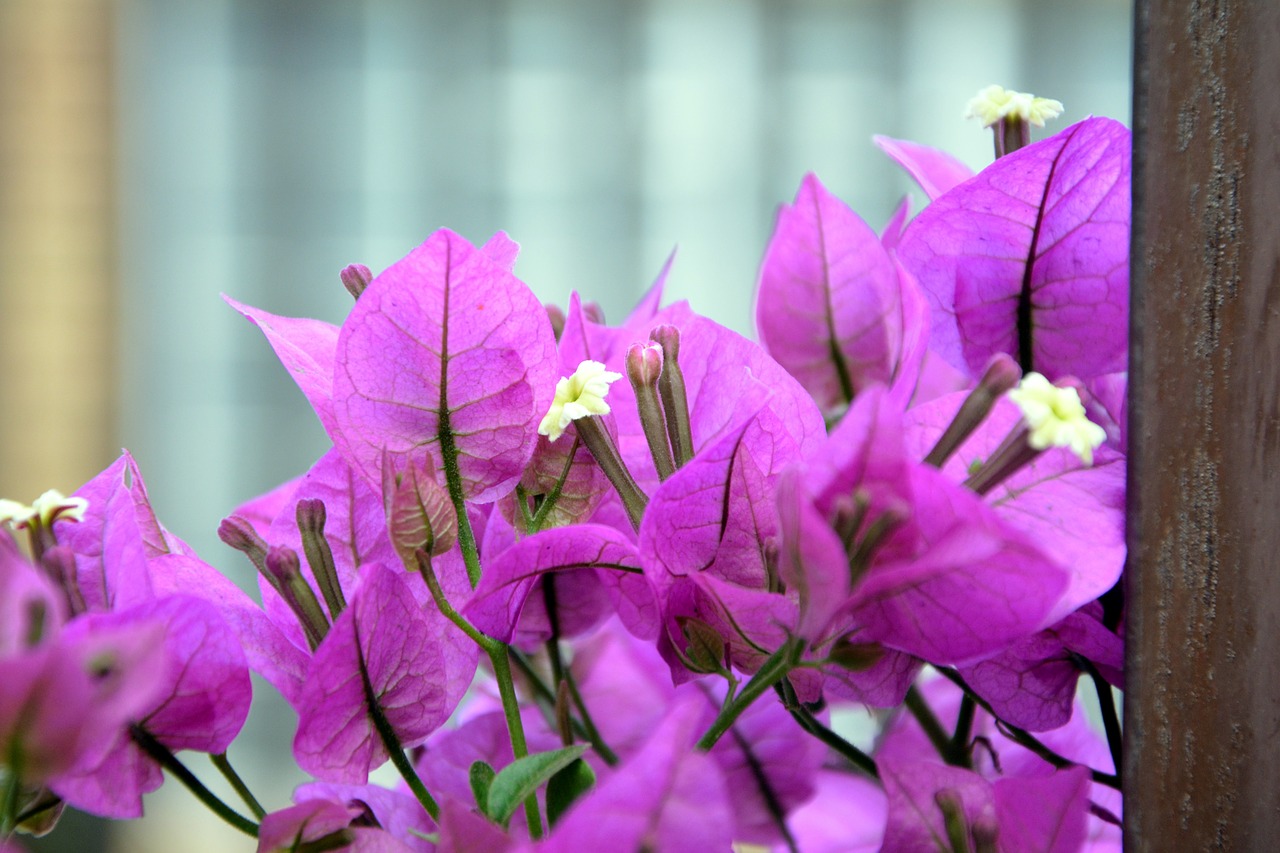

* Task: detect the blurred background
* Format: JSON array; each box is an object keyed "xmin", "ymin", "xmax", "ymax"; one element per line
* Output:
[{"xmin": 1, "ymin": 0, "xmax": 1130, "ymax": 849}]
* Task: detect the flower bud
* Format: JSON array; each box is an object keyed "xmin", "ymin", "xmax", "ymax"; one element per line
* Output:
[
  {"xmin": 339, "ymin": 263, "xmax": 372, "ymax": 299},
  {"xmin": 296, "ymin": 498, "xmax": 345, "ymax": 619},
  {"xmin": 382, "ymin": 449, "xmax": 458, "ymax": 569},
  {"xmin": 924, "ymin": 353, "xmax": 1022, "ymax": 468},
  {"xmin": 218, "ymin": 515, "xmax": 270, "ymax": 574},
  {"xmin": 826, "ymin": 637, "xmax": 885, "ymax": 672},
  {"xmin": 627, "ymin": 342, "xmax": 675, "ymax": 481},
  {"xmin": 933, "ymin": 788, "xmax": 974, "ymax": 853},
  {"xmin": 545, "ymin": 303, "xmax": 567, "ymax": 341},
  {"xmin": 675, "ymin": 616, "xmax": 730, "ymax": 677},
  {"xmin": 264, "ymin": 545, "xmax": 330, "ymax": 650},
  {"xmin": 649, "ymin": 325, "xmax": 694, "ymax": 467}
]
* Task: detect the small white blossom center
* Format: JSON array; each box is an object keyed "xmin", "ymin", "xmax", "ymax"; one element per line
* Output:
[
  {"xmin": 0, "ymin": 489, "xmax": 89, "ymax": 528},
  {"xmin": 1007, "ymin": 373, "xmax": 1107, "ymax": 466},
  {"xmin": 538, "ymin": 360, "xmax": 624, "ymax": 442},
  {"xmin": 966, "ymin": 85, "xmax": 1064, "ymax": 128}
]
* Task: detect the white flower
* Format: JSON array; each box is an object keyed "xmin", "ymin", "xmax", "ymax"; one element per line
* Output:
[
  {"xmin": 538, "ymin": 360, "xmax": 624, "ymax": 442},
  {"xmin": 966, "ymin": 85, "xmax": 1064, "ymax": 128},
  {"xmin": 1007, "ymin": 373, "xmax": 1107, "ymax": 465},
  {"xmin": 0, "ymin": 489, "xmax": 88, "ymax": 528}
]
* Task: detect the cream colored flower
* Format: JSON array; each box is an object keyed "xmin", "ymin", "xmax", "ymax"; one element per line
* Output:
[
  {"xmin": 1007, "ymin": 373, "xmax": 1106, "ymax": 465},
  {"xmin": 538, "ymin": 360, "xmax": 624, "ymax": 442},
  {"xmin": 0, "ymin": 489, "xmax": 88, "ymax": 528},
  {"xmin": 966, "ymin": 85, "xmax": 1064, "ymax": 128}
]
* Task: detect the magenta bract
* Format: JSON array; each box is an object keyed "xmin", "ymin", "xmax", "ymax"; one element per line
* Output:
[
  {"xmin": 293, "ymin": 563, "xmax": 476, "ymax": 783},
  {"xmin": 332, "ymin": 229, "xmax": 558, "ymax": 503},
  {"xmin": 755, "ymin": 173, "xmax": 923, "ymax": 414},
  {"xmin": 898, "ymin": 117, "xmax": 1131, "ymax": 382}
]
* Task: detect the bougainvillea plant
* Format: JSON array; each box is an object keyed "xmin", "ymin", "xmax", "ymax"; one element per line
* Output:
[{"xmin": 1, "ymin": 85, "xmax": 1129, "ymax": 852}]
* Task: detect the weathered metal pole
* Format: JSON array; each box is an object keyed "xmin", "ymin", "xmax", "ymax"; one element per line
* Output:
[{"xmin": 1128, "ymin": 2, "xmax": 1280, "ymax": 849}]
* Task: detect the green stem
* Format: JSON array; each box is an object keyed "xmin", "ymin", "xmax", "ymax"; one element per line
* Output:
[
  {"xmin": 128, "ymin": 725, "xmax": 258, "ymax": 838},
  {"xmin": 564, "ymin": 666, "xmax": 619, "ymax": 766},
  {"xmin": 696, "ymin": 638, "xmax": 803, "ymax": 751},
  {"xmin": 438, "ymin": 429, "xmax": 482, "ymax": 586},
  {"xmin": 1, "ymin": 763, "xmax": 19, "ymax": 838},
  {"xmin": 948, "ymin": 695, "xmax": 976, "ymax": 766},
  {"xmin": 417, "ymin": 552, "xmax": 542, "ymax": 837},
  {"xmin": 904, "ymin": 685, "xmax": 958, "ymax": 766},
  {"xmin": 487, "ymin": 645, "xmax": 544, "ymax": 839},
  {"xmin": 1080, "ymin": 658, "xmax": 1123, "ymax": 782},
  {"xmin": 210, "ymin": 752, "xmax": 266, "ymax": 819},
  {"xmin": 934, "ymin": 668, "xmax": 1121, "ymax": 790},
  {"xmin": 355, "ymin": 623, "xmax": 440, "ymax": 822},
  {"xmin": 509, "ymin": 650, "xmax": 615, "ymax": 763},
  {"xmin": 775, "ymin": 682, "xmax": 878, "ymax": 779},
  {"xmin": 529, "ymin": 438, "xmax": 581, "ymax": 532}
]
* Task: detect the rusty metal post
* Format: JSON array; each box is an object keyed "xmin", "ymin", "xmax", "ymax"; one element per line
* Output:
[{"xmin": 1128, "ymin": 2, "xmax": 1280, "ymax": 849}]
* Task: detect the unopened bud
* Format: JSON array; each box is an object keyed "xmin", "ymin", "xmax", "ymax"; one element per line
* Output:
[
  {"xmin": 218, "ymin": 515, "xmax": 270, "ymax": 574},
  {"xmin": 41, "ymin": 544, "xmax": 86, "ymax": 616},
  {"xmin": 676, "ymin": 616, "xmax": 730, "ymax": 676},
  {"xmin": 826, "ymin": 637, "xmax": 885, "ymax": 672},
  {"xmin": 264, "ymin": 545, "xmax": 329, "ymax": 650},
  {"xmin": 296, "ymin": 499, "xmax": 345, "ymax": 619},
  {"xmin": 627, "ymin": 342, "xmax": 675, "ymax": 481},
  {"xmin": 924, "ymin": 353, "xmax": 1022, "ymax": 468},
  {"xmin": 545, "ymin": 304, "xmax": 567, "ymax": 341},
  {"xmin": 382, "ymin": 450, "xmax": 458, "ymax": 569},
  {"xmin": 581, "ymin": 302, "xmax": 606, "ymax": 324},
  {"xmin": 649, "ymin": 325, "xmax": 694, "ymax": 467},
  {"xmin": 934, "ymin": 788, "xmax": 975, "ymax": 853},
  {"xmin": 339, "ymin": 263, "xmax": 373, "ymax": 299}
]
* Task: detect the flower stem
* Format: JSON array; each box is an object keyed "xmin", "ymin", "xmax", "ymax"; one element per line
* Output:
[
  {"xmin": 416, "ymin": 551, "xmax": 543, "ymax": 837},
  {"xmin": 128, "ymin": 725, "xmax": 259, "ymax": 838},
  {"xmin": 487, "ymin": 644, "xmax": 544, "ymax": 839},
  {"xmin": 948, "ymin": 695, "xmax": 976, "ymax": 766},
  {"xmin": 1, "ymin": 760, "xmax": 19, "ymax": 838},
  {"xmin": 1079, "ymin": 657, "xmax": 1123, "ymax": 781},
  {"xmin": 209, "ymin": 753, "xmax": 265, "ymax": 819},
  {"xmin": 696, "ymin": 638, "xmax": 803, "ymax": 751},
  {"xmin": 775, "ymin": 682, "xmax": 879, "ymax": 779},
  {"xmin": 934, "ymin": 668, "xmax": 1120, "ymax": 790},
  {"xmin": 354, "ymin": 622, "xmax": 440, "ymax": 822},
  {"xmin": 904, "ymin": 685, "xmax": 961, "ymax": 767}
]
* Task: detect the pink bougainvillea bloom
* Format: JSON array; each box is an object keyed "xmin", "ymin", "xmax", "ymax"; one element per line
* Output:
[
  {"xmin": 755, "ymin": 173, "xmax": 929, "ymax": 414},
  {"xmin": 50, "ymin": 595, "xmax": 252, "ymax": 818},
  {"xmin": 877, "ymin": 676, "xmax": 1118, "ymax": 851},
  {"xmin": 293, "ymin": 562, "xmax": 476, "ymax": 783},
  {"xmin": 1, "ymin": 618, "xmax": 164, "ymax": 785},
  {"xmin": 534, "ymin": 696, "xmax": 734, "ymax": 853},
  {"xmin": 901, "ymin": 392, "xmax": 1125, "ymax": 626},
  {"xmin": 223, "ymin": 295, "xmax": 342, "ymax": 436},
  {"xmin": 331, "ymin": 228, "xmax": 559, "ymax": 504},
  {"xmin": 898, "ymin": 117, "xmax": 1131, "ymax": 383},
  {"xmin": 873, "ymin": 135, "xmax": 976, "ymax": 202},
  {"xmin": 462, "ymin": 523, "xmax": 639, "ymax": 647}
]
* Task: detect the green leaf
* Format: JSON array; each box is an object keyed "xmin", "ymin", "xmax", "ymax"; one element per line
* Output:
[
  {"xmin": 487, "ymin": 745, "xmax": 589, "ymax": 825},
  {"xmin": 469, "ymin": 760, "xmax": 497, "ymax": 816},
  {"xmin": 546, "ymin": 757, "xmax": 596, "ymax": 827}
]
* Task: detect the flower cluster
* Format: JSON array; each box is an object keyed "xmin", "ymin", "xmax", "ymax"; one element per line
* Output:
[{"xmin": 1, "ymin": 89, "xmax": 1129, "ymax": 852}]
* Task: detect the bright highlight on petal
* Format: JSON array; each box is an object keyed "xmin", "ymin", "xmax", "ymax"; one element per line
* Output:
[
  {"xmin": 538, "ymin": 360, "xmax": 624, "ymax": 442},
  {"xmin": 965, "ymin": 85, "xmax": 1064, "ymax": 128},
  {"xmin": 1007, "ymin": 373, "xmax": 1106, "ymax": 465},
  {"xmin": 0, "ymin": 489, "xmax": 88, "ymax": 528}
]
